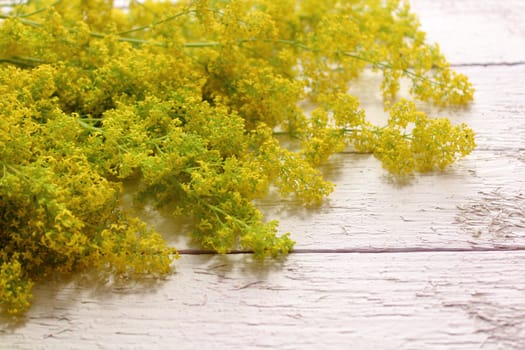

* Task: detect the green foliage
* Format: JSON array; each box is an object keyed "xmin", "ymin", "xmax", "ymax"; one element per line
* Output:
[{"xmin": 0, "ymin": 0, "xmax": 476, "ymax": 315}]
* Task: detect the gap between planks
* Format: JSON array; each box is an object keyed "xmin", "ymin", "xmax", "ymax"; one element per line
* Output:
[
  {"xmin": 177, "ymin": 246, "xmax": 525, "ymax": 255},
  {"xmin": 451, "ymin": 61, "xmax": 525, "ymax": 67},
  {"xmin": 339, "ymin": 148, "xmax": 525, "ymax": 154}
]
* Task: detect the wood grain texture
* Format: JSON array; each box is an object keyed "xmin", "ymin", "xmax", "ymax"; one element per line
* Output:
[
  {"xmin": 410, "ymin": 0, "xmax": 525, "ymax": 64},
  {"xmin": 259, "ymin": 149, "xmax": 525, "ymax": 251},
  {"xmin": 2, "ymin": 252, "xmax": 525, "ymax": 349},
  {"xmin": 3, "ymin": 1, "xmax": 525, "ymax": 349}
]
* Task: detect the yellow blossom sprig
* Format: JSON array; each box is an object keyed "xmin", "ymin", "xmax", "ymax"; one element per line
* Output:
[{"xmin": 354, "ymin": 100, "xmax": 476, "ymax": 176}]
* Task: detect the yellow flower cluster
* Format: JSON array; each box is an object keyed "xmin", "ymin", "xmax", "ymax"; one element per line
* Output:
[
  {"xmin": 353, "ymin": 100, "xmax": 475, "ymax": 175},
  {"xmin": 0, "ymin": 0, "xmax": 476, "ymax": 315},
  {"xmin": 0, "ymin": 258, "xmax": 32, "ymax": 315}
]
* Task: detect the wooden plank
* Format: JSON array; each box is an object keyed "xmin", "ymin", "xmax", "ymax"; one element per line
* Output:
[
  {"xmin": 260, "ymin": 149, "xmax": 525, "ymax": 251},
  {"xmin": 2, "ymin": 251, "xmax": 525, "ymax": 349},
  {"xmin": 2, "ymin": 2, "xmax": 525, "ymax": 350},
  {"xmin": 410, "ymin": 0, "xmax": 525, "ymax": 64},
  {"xmin": 455, "ymin": 66, "xmax": 525, "ymax": 150},
  {"xmin": 129, "ymin": 65, "xmax": 525, "ymax": 251}
]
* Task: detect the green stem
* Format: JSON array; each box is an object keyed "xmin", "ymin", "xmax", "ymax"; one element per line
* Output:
[
  {"xmin": 13, "ymin": 0, "xmax": 61, "ymax": 18},
  {"xmin": 0, "ymin": 13, "xmax": 168, "ymax": 47},
  {"xmin": 271, "ymin": 39, "xmax": 443, "ymax": 87},
  {"xmin": 0, "ymin": 163, "xmax": 6, "ymax": 181},
  {"xmin": 205, "ymin": 203, "xmax": 249, "ymax": 229},
  {"xmin": 183, "ymin": 41, "xmax": 221, "ymax": 48},
  {"xmin": 0, "ymin": 15, "xmax": 41, "ymax": 28},
  {"xmin": 0, "ymin": 13, "xmax": 444, "ymax": 89},
  {"xmin": 0, "ymin": 57, "xmax": 40, "ymax": 68},
  {"xmin": 117, "ymin": 5, "xmax": 225, "ymax": 36},
  {"xmin": 116, "ymin": 8, "xmax": 194, "ymax": 35},
  {"xmin": 3, "ymin": 163, "xmax": 32, "ymax": 183},
  {"xmin": 75, "ymin": 119, "xmax": 100, "ymax": 132}
]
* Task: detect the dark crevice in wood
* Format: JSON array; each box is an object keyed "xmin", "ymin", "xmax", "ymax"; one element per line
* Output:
[
  {"xmin": 291, "ymin": 247, "xmax": 525, "ymax": 254},
  {"xmin": 177, "ymin": 246, "xmax": 525, "ymax": 256},
  {"xmin": 470, "ymin": 147, "xmax": 525, "ymax": 152},
  {"xmin": 338, "ymin": 148, "xmax": 525, "ymax": 156},
  {"xmin": 451, "ymin": 61, "xmax": 525, "ymax": 67}
]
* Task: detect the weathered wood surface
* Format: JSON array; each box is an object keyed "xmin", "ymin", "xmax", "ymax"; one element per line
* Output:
[
  {"xmin": 2, "ymin": 0, "xmax": 525, "ymax": 349},
  {"xmin": 411, "ymin": 0, "xmax": 525, "ymax": 64},
  {"xmin": 2, "ymin": 252, "xmax": 525, "ymax": 350}
]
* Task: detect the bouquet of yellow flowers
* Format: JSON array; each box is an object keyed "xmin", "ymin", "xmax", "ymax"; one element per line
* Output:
[{"xmin": 0, "ymin": 0, "xmax": 475, "ymax": 315}]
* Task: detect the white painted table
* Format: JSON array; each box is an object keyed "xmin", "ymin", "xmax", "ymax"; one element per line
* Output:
[{"xmin": 2, "ymin": 1, "xmax": 525, "ymax": 349}]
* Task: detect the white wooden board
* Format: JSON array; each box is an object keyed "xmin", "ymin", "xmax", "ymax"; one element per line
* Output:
[
  {"xmin": 411, "ymin": 0, "xmax": 525, "ymax": 64},
  {"xmin": 2, "ymin": 252, "xmax": 525, "ymax": 349},
  {"xmin": 2, "ymin": 1, "xmax": 525, "ymax": 349}
]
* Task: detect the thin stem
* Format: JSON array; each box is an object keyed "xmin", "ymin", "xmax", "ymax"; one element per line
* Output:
[
  {"xmin": 339, "ymin": 50, "xmax": 440, "ymax": 86},
  {"xmin": 75, "ymin": 119, "xmax": 100, "ymax": 132},
  {"xmin": 13, "ymin": 0, "xmax": 61, "ymax": 18},
  {"xmin": 3, "ymin": 163, "xmax": 33, "ymax": 183},
  {"xmin": 0, "ymin": 57, "xmax": 46, "ymax": 67},
  {"xmin": 1, "ymin": 163, "xmax": 6, "ymax": 181},
  {"xmin": 117, "ymin": 8, "xmax": 194, "ymax": 35},
  {"xmin": 271, "ymin": 39, "xmax": 444, "ymax": 87},
  {"xmin": 88, "ymin": 31, "xmax": 166, "ymax": 47},
  {"xmin": 205, "ymin": 203, "xmax": 249, "ymax": 229},
  {"xmin": 0, "ymin": 13, "xmax": 167, "ymax": 47},
  {"xmin": 183, "ymin": 41, "xmax": 221, "ymax": 48},
  {"xmin": 0, "ymin": 12, "xmax": 444, "ymax": 90},
  {"xmin": 0, "ymin": 14, "xmax": 40, "ymax": 27},
  {"xmin": 119, "ymin": 2, "xmax": 226, "ymax": 34}
]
